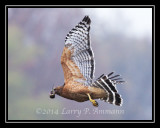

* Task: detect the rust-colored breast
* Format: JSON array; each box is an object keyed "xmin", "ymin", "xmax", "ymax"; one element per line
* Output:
[{"xmin": 61, "ymin": 82, "xmax": 107, "ymax": 102}]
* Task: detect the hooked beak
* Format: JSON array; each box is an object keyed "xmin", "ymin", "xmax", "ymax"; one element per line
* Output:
[{"xmin": 49, "ymin": 85, "xmax": 55, "ymax": 99}]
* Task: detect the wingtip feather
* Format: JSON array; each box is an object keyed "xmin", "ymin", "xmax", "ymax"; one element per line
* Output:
[{"xmin": 82, "ymin": 15, "xmax": 91, "ymax": 25}]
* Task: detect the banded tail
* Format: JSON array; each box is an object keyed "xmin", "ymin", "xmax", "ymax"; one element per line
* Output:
[{"xmin": 92, "ymin": 72, "xmax": 125, "ymax": 106}]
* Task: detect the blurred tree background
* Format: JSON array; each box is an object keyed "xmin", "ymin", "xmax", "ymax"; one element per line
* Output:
[{"xmin": 8, "ymin": 8, "xmax": 152, "ymax": 120}]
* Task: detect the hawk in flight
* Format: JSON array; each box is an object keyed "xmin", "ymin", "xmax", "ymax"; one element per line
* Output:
[{"xmin": 50, "ymin": 16, "xmax": 125, "ymax": 107}]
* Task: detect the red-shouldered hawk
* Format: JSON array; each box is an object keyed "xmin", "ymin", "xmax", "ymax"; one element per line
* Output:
[{"xmin": 50, "ymin": 16, "xmax": 125, "ymax": 107}]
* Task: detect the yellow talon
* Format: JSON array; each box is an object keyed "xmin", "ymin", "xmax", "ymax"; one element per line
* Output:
[{"xmin": 87, "ymin": 93, "xmax": 98, "ymax": 107}]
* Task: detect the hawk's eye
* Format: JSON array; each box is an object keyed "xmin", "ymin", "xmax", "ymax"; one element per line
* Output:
[{"xmin": 50, "ymin": 90, "xmax": 55, "ymax": 99}]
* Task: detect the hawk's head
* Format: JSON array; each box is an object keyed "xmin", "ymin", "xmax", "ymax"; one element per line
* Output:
[{"xmin": 49, "ymin": 84, "xmax": 64, "ymax": 99}]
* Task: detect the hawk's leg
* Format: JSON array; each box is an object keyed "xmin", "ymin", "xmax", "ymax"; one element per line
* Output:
[{"xmin": 87, "ymin": 93, "xmax": 98, "ymax": 107}]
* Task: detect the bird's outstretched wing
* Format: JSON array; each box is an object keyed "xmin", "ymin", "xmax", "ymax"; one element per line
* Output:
[{"xmin": 61, "ymin": 16, "xmax": 95, "ymax": 85}]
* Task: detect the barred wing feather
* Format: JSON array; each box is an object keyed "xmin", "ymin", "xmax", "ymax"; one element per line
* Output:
[{"xmin": 64, "ymin": 16, "xmax": 95, "ymax": 85}]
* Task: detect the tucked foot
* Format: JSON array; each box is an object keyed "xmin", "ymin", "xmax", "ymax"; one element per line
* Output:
[
  {"xmin": 92, "ymin": 100, "xmax": 99, "ymax": 107},
  {"xmin": 87, "ymin": 93, "xmax": 99, "ymax": 107}
]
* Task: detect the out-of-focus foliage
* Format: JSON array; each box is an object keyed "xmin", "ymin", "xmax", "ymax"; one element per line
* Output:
[{"xmin": 8, "ymin": 8, "xmax": 152, "ymax": 120}]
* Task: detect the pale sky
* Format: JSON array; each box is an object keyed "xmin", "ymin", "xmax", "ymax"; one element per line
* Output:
[{"xmin": 83, "ymin": 8, "xmax": 152, "ymax": 39}]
